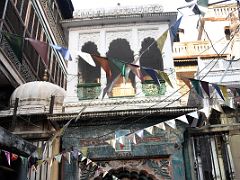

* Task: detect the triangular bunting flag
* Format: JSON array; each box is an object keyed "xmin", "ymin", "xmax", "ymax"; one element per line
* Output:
[
  {"xmin": 135, "ymin": 130, "xmax": 144, "ymax": 139},
  {"xmin": 198, "ymin": 107, "xmax": 212, "ymax": 119},
  {"xmin": 54, "ymin": 154, "xmax": 62, "ymax": 163},
  {"xmin": 187, "ymin": 111, "xmax": 199, "ymax": 119},
  {"xmin": 86, "ymin": 159, "xmax": 92, "ymax": 165},
  {"xmin": 144, "ymin": 126, "xmax": 154, "ymax": 135},
  {"xmin": 77, "ymin": 51, "xmax": 96, "ymax": 67},
  {"xmin": 165, "ymin": 119, "xmax": 176, "ymax": 129},
  {"xmin": 80, "ymin": 147, "xmax": 88, "ymax": 157},
  {"xmin": 128, "ymin": 64, "xmax": 143, "ymax": 81},
  {"xmin": 156, "ymin": 30, "xmax": 168, "ymax": 52},
  {"xmin": 189, "ymin": 78, "xmax": 203, "ymax": 98},
  {"xmin": 219, "ymin": 85, "xmax": 229, "ymax": 100},
  {"xmin": 51, "ymin": 44, "xmax": 72, "ymax": 61},
  {"xmin": 26, "ymin": 38, "xmax": 49, "ymax": 66},
  {"xmin": 4, "ymin": 151, "xmax": 11, "ymax": 166},
  {"xmin": 102, "ymin": 74, "xmax": 121, "ymax": 99},
  {"xmin": 109, "ymin": 58, "xmax": 126, "ymax": 77},
  {"xmin": 154, "ymin": 122, "xmax": 166, "ymax": 130},
  {"xmin": 212, "ymin": 84, "xmax": 225, "ymax": 100},
  {"xmin": 91, "ymin": 55, "xmax": 112, "ymax": 78},
  {"xmin": 176, "ymin": 115, "xmax": 189, "ymax": 124},
  {"xmin": 127, "ymin": 134, "xmax": 137, "ymax": 144},
  {"xmin": 105, "ymin": 139, "xmax": 116, "ymax": 149},
  {"xmin": 170, "ymin": 16, "xmax": 183, "ymax": 41},
  {"xmin": 212, "ymin": 100, "xmax": 224, "ymax": 113},
  {"xmin": 81, "ymin": 156, "xmax": 87, "ymax": 162},
  {"xmin": 200, "ymin": 81, "xmax": 210, "ymax": 97},
  {"xmin": 142, "ymin": 67, "xmax": 160, "ymax": 86},
  {"xmin": 2, "ymin": 31, "xmax": 23, "ymax": 63},
  {"xmin": 191, "ymin": 118, "xmax": 198, "ymax": 128},
  {"xmin": 63, "ymin": 152, "xmax": 71, "ymax": 164},
  {"xmin": 11, "ymin": 153, "xmax": 18, "ymax": 161},
  {"xmin": 158, "ymin": 71, "xmax": 173, "ymax": 88}
]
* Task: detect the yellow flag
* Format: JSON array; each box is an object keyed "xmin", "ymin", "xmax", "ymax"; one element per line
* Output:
[
  {"xmin": 156, "ymin": 30, "xmax": 168, "ymax": 52},
  {"xmin": 80, "ymin": 147, "xmax": 88, "ymax": 157},
  {"xmin": 219, "ymin": 85, "xmax": 228, "ymax": 100},
  {"xmin": 158, "ymin": 71, "xmax": 173, "ymax": 88}
]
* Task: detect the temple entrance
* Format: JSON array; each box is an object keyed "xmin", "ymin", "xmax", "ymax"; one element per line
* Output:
[{"xmin": 95, "ymin": 167, "xmax": 156, "ymax": 180}]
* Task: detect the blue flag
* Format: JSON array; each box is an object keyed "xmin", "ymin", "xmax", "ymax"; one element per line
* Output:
[
  {"xmin": 170, "ymin": 16, "xmax": 183, "ymax": 41},
  {"xmin": 212, "ymin": 84, "xmax": 225, "ymax": 100},
  {"xmin": 51, "ymin": 44, "xmax": 72, "ymax": 61},
  {"xmin": 142, "ymin": 67, "xmax": 160, "ymax": 86}
]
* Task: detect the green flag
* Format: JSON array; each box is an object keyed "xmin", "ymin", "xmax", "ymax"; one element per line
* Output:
[
  {"xmin": 2, "ymin": 31, "xmax": 23, "ymax": 63},
  {"xmin": 156, "ymin": 30, "xmax": 168, "ymax": 52},
  {"xmin": 109, "ymin": 58, "xmax": 126, "ymax": 77}
]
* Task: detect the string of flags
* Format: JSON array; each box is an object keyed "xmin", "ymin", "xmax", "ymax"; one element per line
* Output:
[{"xmin": 0, "ymin": 14, "xmax": 182, "ymax": 67}]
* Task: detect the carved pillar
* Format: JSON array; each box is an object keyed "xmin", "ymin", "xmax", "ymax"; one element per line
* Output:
[{"xmin": 65, "ymin": 30, "xmax": 79, "ymax": 103}]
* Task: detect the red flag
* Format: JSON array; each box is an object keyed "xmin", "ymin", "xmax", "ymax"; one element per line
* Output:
[
  {"xmin": 91, "ymin": 55, "xmax": 112, "ymax": 78},
  {"xmin": 26, "ymin": 38, "xmax": 49, "ymax": 66}
]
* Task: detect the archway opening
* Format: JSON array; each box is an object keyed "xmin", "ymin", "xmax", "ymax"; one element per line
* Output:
[
  {"xmin": 80, "ymin": 41, "xmax": 101, "ymax": 83},
  {"xmin": 106, "ymin": 38, "xmax": 135, "ymax": 97},
  {"xmin": 139, "ymin": 37, "xmax": 163, "ymax": 80}
]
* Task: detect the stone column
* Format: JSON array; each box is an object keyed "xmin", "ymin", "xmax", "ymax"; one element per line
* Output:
[
  {"xmin": 99, "ymin": 29, "xmax": 108, "ymax": 98},
  {"xmin": 65, "ymin": 30, "xmax": 79, "ymax": 103},
  {"xmin": 132, "ymin": 27, "xmax": 144, "ymax": 97}
]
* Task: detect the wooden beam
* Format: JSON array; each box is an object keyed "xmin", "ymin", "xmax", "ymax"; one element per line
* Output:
[
  {"xmin": 13, "ymin": 130, "xmax": 54, "ymax": 140},
  {"xmin": 188, "ymin": 124, "xmax": 240, "ymax": 136},
  {"xmin": 0, "ymin": 126, "xmax": 36, "ymax": 156}
]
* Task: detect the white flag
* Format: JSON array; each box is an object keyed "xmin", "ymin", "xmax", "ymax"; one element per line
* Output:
[
  {"xmin": 154, "ymin": 122, "xmax": 166, "ymax": 130},
  {"xmin": 176, "ymin": 115, "xmax": 189, "ymax": 124},
  {"xmin": 144, "ymin": 126, "xmax": 154, "ymax": 134},
  {"xmin": 165, "ymin": 119, "xmax": 176, "ymax": 129},
  {"xmin": 188, "ymin": 111, "xmax": 199, "ymax": 119}
]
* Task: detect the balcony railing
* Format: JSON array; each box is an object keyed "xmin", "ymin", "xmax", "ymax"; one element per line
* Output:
[
  {"xmin": 77, "ymin": 83, "xmax": 101, "ymax": 100},
  {"xmin": 173, "ymin": 41, "xmax": 230, "ymax": 58},
  {"xmin": 142, "ymin": 80, "xmax": 166, "ymax": 96},
  {"xmin": 205, "ymin": 4, "xmax": 237, "ymax": 19}
]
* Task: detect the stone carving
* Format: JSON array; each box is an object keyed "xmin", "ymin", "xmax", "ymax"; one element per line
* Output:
[
  {"xmin": 106, "ymin": 31, "xmax": 131, "ymax": 50},
  {"xmin": 88, "ymin": 158, "xmax": 172, "ymax": 179},
  {"xmin": 78, "ymin": 33, "xmax": 100, "ymax": 51},
  {"xmin": 74, "ymin": 5, "xmax": 164, "ymax": 19}
]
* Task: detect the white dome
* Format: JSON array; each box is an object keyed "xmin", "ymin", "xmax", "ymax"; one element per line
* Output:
[{"xmin": 10, "ymin": 81, "xmax": 66, "ymax": 107}]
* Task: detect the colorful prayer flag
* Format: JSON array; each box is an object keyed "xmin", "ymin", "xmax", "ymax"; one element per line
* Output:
[
  {"xmin": 91, "ymin": 55, "xmax": 112, "ymax": 78},
  {"xmin": 2, "ymin": 31, "xmax": 23, "ymax": 63},
  {"xmin": 142, "ymin": 67, "xmax": 160, "ymax": 86},
  {"xmin": 170, "ymin": 16, "xmax": 183, "ymax": 41},
  {"xmin": 212, "ymin": 84, "xmax": 225, "ymax": 100},
  {"xmin": 77, "ymin": 51, "xmax": 96, "ymax": 67},
  {"xmin": 156, "ymin": 30, "xmax": 168, "ymax": 52},
  {"xmin": 26, "ymin": 38, "xmax": 48, "ymax": 66},
  {"xmin": 200, "ymin": 80, "xmax": 210, "ymax": 97},
  {"xmin": 165, "ymin": 119, "xmax": 176, "ymax": 129},
  {"xmin": 51, "ymin": 44, "xmax": 72, "ymax": 61},
  {"xmin": 189, "ymin": 78, "xmax": 203, "ymax": 98},
  {"xmin": 158, "ymin": 71, "xmax": 173, "ymax": 88}
]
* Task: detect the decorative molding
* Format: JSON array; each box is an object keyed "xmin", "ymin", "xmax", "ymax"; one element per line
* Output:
[
  {"xmin": 74, "ymin": 4, "xmax": 164, "ymax": 19},
  {"xmin": 78, "ymin": 33, "xmax": 100, "ymax": 51}
]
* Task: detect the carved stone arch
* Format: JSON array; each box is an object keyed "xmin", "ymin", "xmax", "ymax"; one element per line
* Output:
[
  {"xmin": 79, "ymin": 41, "xmax": 101, "ymax": 83},
  {"xmin": 139, "ymin": 37, "xmax": 164, "ymax": 79},
  {"xmin": 106, "ymin": 38, "xmax": 135, "ymax": 97},
  {"xmin": 94, "ymin": 167, "xmax": 157, "ymax": 180}
]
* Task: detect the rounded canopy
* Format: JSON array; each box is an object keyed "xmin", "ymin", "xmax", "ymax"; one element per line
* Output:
[{"xmin": 10, "ymin": 81, "xmax": 66, "ymax": 107}]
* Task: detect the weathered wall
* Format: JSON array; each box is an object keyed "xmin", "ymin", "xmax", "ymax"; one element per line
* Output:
[{"xmin": 62, "ymin": 117, "xmax": 188, "ymax": 179}]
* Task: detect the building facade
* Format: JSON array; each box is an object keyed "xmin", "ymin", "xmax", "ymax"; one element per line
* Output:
[{"xmin": 0, "ymin": 0, "xmax": 73, "ymax": 110}]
